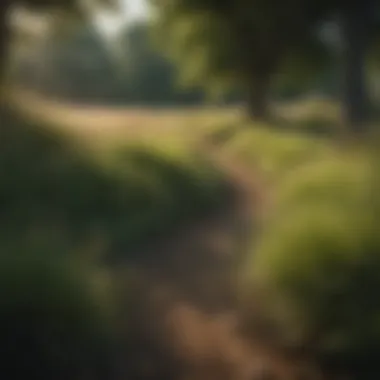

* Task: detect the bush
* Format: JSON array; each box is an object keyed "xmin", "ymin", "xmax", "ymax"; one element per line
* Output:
[
  {"xmin": 273, "ymin": 153, "xmax": 372, "ymax": 216},
  {"xmin": 242, "ymin": 152, "xmax": 380, "ymax": 378},
  {"xmin": 0, "ymin": 243, "xmax": 114, "ymax": 380}
]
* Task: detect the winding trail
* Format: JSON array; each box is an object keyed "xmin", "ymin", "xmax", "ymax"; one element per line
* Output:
[{"xmin": 113, "ymin": 139, "xmax": 310, "ymax": 380}]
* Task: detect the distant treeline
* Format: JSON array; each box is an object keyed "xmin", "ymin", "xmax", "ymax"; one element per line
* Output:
[
  {"xmin": 12, "ymin": 22, "xmax": 242, "ymax": 107},
  {"xmin": 13, "ymin": 20, "xmax": 339, "ymax": 107}
]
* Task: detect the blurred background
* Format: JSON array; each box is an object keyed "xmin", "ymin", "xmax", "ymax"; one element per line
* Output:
[{"xmin": 1, "ymin": 1, "xmax": 380, "ymax": 380}]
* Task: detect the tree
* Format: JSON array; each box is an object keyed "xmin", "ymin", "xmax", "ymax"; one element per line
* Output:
[
  {"xmin": 338, "ymin": 1, "xmax": 379, "ymax": 133},
  {"xmin": 12, "ymin": 20, "xmax": 209, "ymax": 106},
  {"xmin": 0, "ymin": 0, "xmax": 12, "ymax": 81},
  {"xmin": 13, "ymin": 22, "xmax": 118, "ymax": 102},
  {"xmin": 299, "ymin": 0, "xmax": 379, "ymax": 132},
  {"xmin": 0, "ymin": 0, "xmax": 117, "ymax": 85},
  {"xmin": 153, "ymin": 0, "xmax": 380, "ymax": 130},
  {"xmin": 116, "ymin": 21, "xmax": 205, "ymax": 106},
  {"xmin": 152, "ymin": 0, "xmax": 329, "ymax": 120}
]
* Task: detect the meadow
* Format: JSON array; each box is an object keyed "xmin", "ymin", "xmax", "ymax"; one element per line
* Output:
[{"xmin": 4, "ymin": 88, "xmax": 380, "ymax": 380}]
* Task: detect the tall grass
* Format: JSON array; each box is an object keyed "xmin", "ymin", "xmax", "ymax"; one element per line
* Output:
[
  {"xmin": 242, "ymin": 151, "xmax": 380, "ymax": 377},
  {"xmin": 0, "ymin": 108, "xmax": 232, "ymax": 260},
  {"xmin": 226, "ymin": 126, "xmax": 331, "ymax": 184}
]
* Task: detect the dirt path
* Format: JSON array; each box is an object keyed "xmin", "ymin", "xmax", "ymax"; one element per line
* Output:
[{"xmin": 112, "ymin": 140, "xmax": 309, "ymax": 380}]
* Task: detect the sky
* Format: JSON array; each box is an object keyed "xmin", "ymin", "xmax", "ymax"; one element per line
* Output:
[
  {"xmin": 10, "ymin": 0, "xmax": 150, "ymax": 44},
  {"xmin": 127, "ymin": 0, "xmax": 149, "ymax": 20},
  {"xmin": 96, "ymin": 0, "xmax": 150, "ymax": 36}
]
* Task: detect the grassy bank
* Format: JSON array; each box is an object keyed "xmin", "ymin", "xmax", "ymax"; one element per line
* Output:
[{"xmin": 0, "ymin": 107, "xmax": 233, "ymax": 262}]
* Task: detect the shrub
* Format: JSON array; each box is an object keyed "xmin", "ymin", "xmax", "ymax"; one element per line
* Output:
[
  {"xmin": 242, "ymin": 152, "xmax": 380, "ymax": 378},
  {"xmin": 0, "ymin": 243, "xmax": 115, "ymax": 380}
]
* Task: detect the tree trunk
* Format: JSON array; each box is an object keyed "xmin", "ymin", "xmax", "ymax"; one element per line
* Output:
[
  {"xmin": 246, "ymin": 74, "xmax": 271, "ymax": 121},
  {"xmin": 340, "ymin": 1, "xmax": 375, "ymax": 134},
  {"xmin": 0, "ymin": 2, "xmax": 10, "ymax": 99}
]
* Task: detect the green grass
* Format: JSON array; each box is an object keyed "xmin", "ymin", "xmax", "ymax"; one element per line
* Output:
[
  {"xmin": 0, "ymin": 108, "xmax": 233, "ymax": 261},
  {"xmin": 242, "ymin": 151, "xmax": 380, "ymax": 352},
  {"xmin": 1, "ymin": 95, "xmax": 346, "ymax": 261},
  {"xmin": 8, "ymin": 93, "xmax": 375, "ymax": 379},
  {"xmin": 222, "ymin": 123, "xmax": 331, "ymax": 184},
  {"xmin": 0, "ymin": 103, "xmax": 238, "ymax": 377}
]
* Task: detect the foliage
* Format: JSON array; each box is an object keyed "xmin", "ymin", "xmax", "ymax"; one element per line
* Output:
[
  {"xmin": 0, "ymin": 241, "xmax": 115, "ymax": 380},
  {"xmin": 0, "ymin": 108, "xmax": 232, "ymax": 259},
  {"xmin": 116, "ymin": 21, "xmax": 206, "ymax": 105},
  {"xmin": 0, "ymin": 105, "xmax": 237, "ymax": 378},
  {"xmin": 12, "ymin": 20, "xmax": 210, "ymax": 106},
  {"xmin": 151, "ymin": 0, "xmax": 331, "ymax": 116},
  {"xmin": 4, "ymin": 0, "xmax": 116, "ymax": 16},
  {"xmin": 17, "ymin": 23, "xmax": 118, "ymax": 102},
  {"xmin": 243, "ymin": 151, "xmax": 380, "ymax": 377},
  {"xmin": 0, "ymin": 0, "xmax": 118, "ymax": 86}
]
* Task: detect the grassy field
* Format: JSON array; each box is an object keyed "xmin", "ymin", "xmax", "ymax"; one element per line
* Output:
[
  {"xmin": 8, "ymin": 88, "xmax": 339, "ymax": 141},
  {"xmin": 2, "ymin": 94, "xmax": 242, "ymax": 261},
  {"xmin": 6, "ymin": 89, "xmax": 340, "ymax": 214},
  {"xmin": 3, "ymin": 90, "xmax": 344, "ymax": 274},
  {"xmin": 6, "ymin": 89, "xmax": 378, "ymax": 380},
  {"xmin": 7, "ymin": 88, "xmax": 241, "ymax": 148}
]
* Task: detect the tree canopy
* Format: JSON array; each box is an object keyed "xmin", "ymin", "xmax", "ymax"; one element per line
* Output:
[
  {"xmin": 152, "ymin": 0, "xmax": 331, "ymax": 119},
  {"xmin": 152, "ymin": 0, "xmax": 380, "ymax": 130}
]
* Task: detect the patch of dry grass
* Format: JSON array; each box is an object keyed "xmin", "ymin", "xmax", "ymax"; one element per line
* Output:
[{"xmin": 7, "ymin": 88, "xmax": 240, "ymax": 149}]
